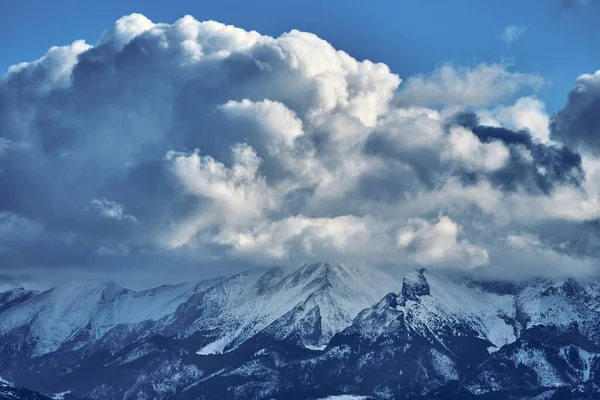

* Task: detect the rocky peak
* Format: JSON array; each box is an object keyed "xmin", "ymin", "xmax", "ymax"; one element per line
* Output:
[
  {"xmin": 401, "ymin": 268, "xmax": 430, "ymax": 301},
  {"xmin": 100, "ymin": 281, "xmax": 129, "ymax": 302}
]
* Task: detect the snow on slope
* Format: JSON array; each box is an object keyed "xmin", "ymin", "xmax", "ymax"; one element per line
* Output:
[
  {"xmin": 0, "ymin": 288, "xmax": 37, "ymax": 313},
  {"xmin": 0, "ymin": 279, "xmax": 221, "ymax": 356},
  {"xmin": 185, "ymin": 262, "xmax": 399, "ymax": 354},
  {"xmin": 515, "ymin": 281, "xmax": 600, "ymax": 337},
  {"xmin": 400, "ymin": 270, "xmax": 598, "ymax": 348},
  {"xmin": 397, "ymin": 269, "xmax": 517, "ymax": 349},
  {"xmin": 393, "ymin": 269, "xmax": 600, "ymax": 348},
  {"xmin": 0, "ymin": 262, "xmax": 398, "ymax": 358}
]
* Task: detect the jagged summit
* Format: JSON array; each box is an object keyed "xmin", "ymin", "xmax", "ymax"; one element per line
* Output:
[{"xmin": 401, "ymin": 267, "xmax": 430, "ymax": 301}]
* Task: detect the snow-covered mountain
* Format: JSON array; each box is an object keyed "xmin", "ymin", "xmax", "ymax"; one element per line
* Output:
[
  {"xmin": 2, "ymin": 263, "xmax": 600, "ymax": 399},
  {"xmin": 283, "ymin": 268, "xmax": 600, "ymax": 399},
  {"xmin": 0, "ymin": 278, "xmax": 222, "ymax": 357},
  {"xmin": 172, "ymin": 262, "xmax": 399, "ymax": 354}
]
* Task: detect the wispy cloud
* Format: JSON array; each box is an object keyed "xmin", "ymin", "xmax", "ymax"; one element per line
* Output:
[
  {"xmin": 90, "ymin": 198, "xmax": 137, "ymax": 223},
  {"xmin": 501, "ymin": 25, "xmax": 527, "ymax": 45}
]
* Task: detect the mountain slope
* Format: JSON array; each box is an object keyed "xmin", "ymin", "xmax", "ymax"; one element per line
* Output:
[
  {"xmin": 0, "ymin": 263, "xmax": 400, "ymax": 399},
  {"xmin": 0, "ymin": 278, "xmax": 223, "ymax": 358},
  {"xmin": 174, "ymin": 262, "xmax": 400, "ymax": 354},
  {"xmin": 276, "ymin": 269, "xmax": 600, "ymax": 399},
  {"xmin": 3, "ymin": 264, "xmax": 600, "ymax": 399}
]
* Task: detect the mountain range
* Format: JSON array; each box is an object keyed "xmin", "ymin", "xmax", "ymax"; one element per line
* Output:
[{"xmin": 1, "ymin": 263, "xmax": 600, "ymax": 399}]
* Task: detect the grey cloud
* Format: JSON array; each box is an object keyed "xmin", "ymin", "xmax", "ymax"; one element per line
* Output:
[
  {"xmin": 551, "ymin": 71, "xmax": 600, "ymax": 153},
  {"xmin": 452, "ymin": 111, "xmax": 584, "ymax": 194}
]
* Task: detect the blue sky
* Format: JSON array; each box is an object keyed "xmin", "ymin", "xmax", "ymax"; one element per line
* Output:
[{"xmin": 1, "ymin": 0, "xmax": 599, "ymax": 112}]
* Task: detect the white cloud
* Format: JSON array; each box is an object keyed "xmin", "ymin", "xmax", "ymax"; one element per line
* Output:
[
  {"xmin": 442, "ymin": 127, "xmax": 510, "ymax": 172},
  {"xmin": 218, "ymin": 99, "xmax": 304, "ymax": 153},
  {"xmin": 214, "ymin": 215, "xmax": 379, "ymax": 262},
  {"xmin": 397, "ymin": 216, "xmax": 488, "ymax": 268},
  {"xmin": 395, "ymin": 63, "xmax": 544, "ymax": 108},
  {"xmin": 99, "ymin": 13, "xmax": 155, "ymax": 49},
  {"xmin": 7, "ymin": 40, "xmax": 91, "ymax": 90},
  {"xmin": 90, "ymin": 198, "xmax": 137, "ymax": 222},
  {"xmin": 507, "ymin": 233, "xmax": 541, "ymax": 250},
  {"xmin": 1, "ymin": 13, "xmax": 598, "ymax": 283},
  {"xmin": 495, "ymin": 96, "xmax": 551, "ymax": 142},
  {"xmin": 164, "ymin": 144, "xmax": 278, "ymax": 248}
]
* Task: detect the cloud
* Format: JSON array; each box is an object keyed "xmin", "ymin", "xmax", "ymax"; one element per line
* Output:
[
  {"xmin": 494, "ymin": 96, "xmax": 551, "ymax": 143},
  {"xmin": 397, "ymin": 216, "xmax": 489, "ymax": 268},
  {"xmin": 0, "ymin": 13, "xmax": 599, "ymax": 285},
  {"xmin": 450, "ymin": 111, "xmax": 584, "ymax": 194},
  {"xmin": 394, "ymin": 63, "xmax": 544, "ymax": 108},
  {"xmin": 0, "ymin": 212, "xmax": 42, "ymax": 250},
  {"xmin": 501, "ymin": 25, "xmax": 527, "ymax": 45},
  {"xmin": 90, "ymin": 198, "xmax": 137, "ymax": 222},
  {"xmin": 214, "ymin": 215, "xmax": 380, "ymax": 263},
  {"xmin": 551, "ymin": 70, "xmax": 600, "ymax": 153},
  {"xmin": 164, "ymin": 144, "xmax": 278, "ymax": 248},
  {"xmin": 442, "ymin": 126, "xmax": 510, "ymax": 173}
]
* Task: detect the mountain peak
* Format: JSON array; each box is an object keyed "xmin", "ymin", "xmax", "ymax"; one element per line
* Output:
[
  {"xmin": 401, "ymin": 268, "xmax": 430, "ymax": 301},
  {"xmin": 287, "ymin": 262, "xmax": 338, "ymax": 286},
  {"xmin": 100, "ymin": 281, "xmax": 129, "ymax": 301},
  {"xmin": 298, "ymin": 261, "xmax": 336, "ymax": 274}
]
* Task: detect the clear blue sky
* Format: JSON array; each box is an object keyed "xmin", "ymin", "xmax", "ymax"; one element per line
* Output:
[{"xmin": 1, "ymin": 0, "xmax": 599, "ymax": 111}]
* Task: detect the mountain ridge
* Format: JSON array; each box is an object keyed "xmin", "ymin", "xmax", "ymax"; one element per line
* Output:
[{"xmin": 2, "ymin": 263, "xmax": 600, "ymax": 399}]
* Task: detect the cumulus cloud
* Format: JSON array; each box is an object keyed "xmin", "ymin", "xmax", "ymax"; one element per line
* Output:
[
  {"xmin": 397, "ymin": 216, "xmax": 489, "ymax": 268},
  {"xmin": 494, "ymin": 97, "xmax": 551, "ymax": 143},
  {"xmin": 0, "ymin": 13, "xmax": 599, "ymax": 285},
  {"xmin": 442, "ymin": 127, "xmax": 510, "ymax": 173},
  {"xmin": 214, "ymin": 215, "xmax": 380, "ymax": 262},
  {"xmin": 451, "ymin": 111, "xmax": 584, "ymax": 194},
  {"xmin": 164, "ymin": 144, "xmax": 278, "ymax": 248},
  {"xmin": 394, "ymin": 63, "xmax": 544, "ymax": 108}
]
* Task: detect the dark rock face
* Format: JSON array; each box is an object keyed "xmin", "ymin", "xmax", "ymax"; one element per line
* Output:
[
  {"xmin": 401, "ymin": 268, "xmax": 430, "ymax": 301},
  {"xmin": 3, "ymin": 265, "xmax": 600, "ymax": 399}
]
